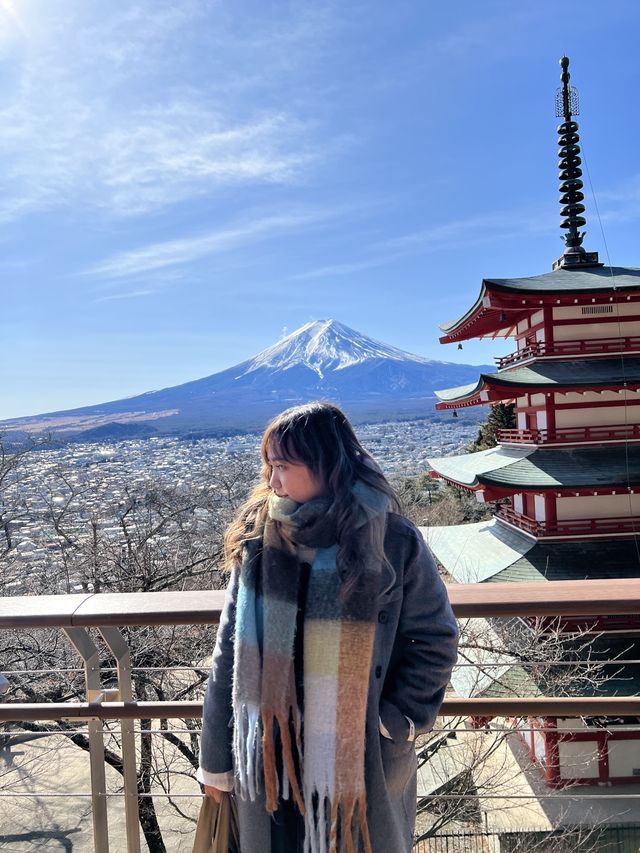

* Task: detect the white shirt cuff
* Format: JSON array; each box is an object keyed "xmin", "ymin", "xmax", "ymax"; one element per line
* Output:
[
  {"xmin": 379, "ymin": 716, "xmax": 392, "ymax": 739},
  {"xmin": 379, "ymin": 714, "xmax": 416, "ymax": 742},
  {"xmin": 196, "ymin": 766, "xmax": 234, "ymax": 791}
]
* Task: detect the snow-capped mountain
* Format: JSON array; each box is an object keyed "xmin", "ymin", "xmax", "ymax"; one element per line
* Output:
[
  {"xmin": 3, "ymin": 320, "xmax": 491, "ymax": 439},
  {"xmin": 242, "ymin": 319, "xmax": 435, "ymax": 377}
]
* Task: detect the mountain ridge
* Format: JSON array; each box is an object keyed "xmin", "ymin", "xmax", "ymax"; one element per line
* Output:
[{"xmin": 2, "ymin": 320, "xmax": 490, "ymax": 439}]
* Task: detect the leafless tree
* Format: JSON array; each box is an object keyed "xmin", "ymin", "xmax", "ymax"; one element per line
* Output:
[{"xmin": 0, "ymin": 438, "xmax": 259, "ymax": 851}]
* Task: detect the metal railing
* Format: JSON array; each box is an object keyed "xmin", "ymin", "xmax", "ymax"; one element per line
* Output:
[
  {"xmin": 495, "ymin": 505, "xmax": 640, "ymax": 539},
  {"xmin": 494, "ymin": 335, "xmax": 640, "ymax": 369},
  {"xmin": 2, "ymin": 582, "xmax": 640, "ymax": 850},
  {"xmin": 496, "ymin": 422, "xmax": 640, "ymax": 446}
]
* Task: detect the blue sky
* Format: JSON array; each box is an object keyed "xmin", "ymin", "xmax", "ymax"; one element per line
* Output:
[{"xmin": 2, "ymin": 0, "xmax": 640, "ymax": 419}]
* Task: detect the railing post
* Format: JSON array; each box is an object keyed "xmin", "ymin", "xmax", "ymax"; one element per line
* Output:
[
  {"xmin": 63, "ymin": 627, "xmax": 110, "ymax": 853},
  {"xmin": 99, "ymin": 627, "xmax": 142, "ymax": 853}
]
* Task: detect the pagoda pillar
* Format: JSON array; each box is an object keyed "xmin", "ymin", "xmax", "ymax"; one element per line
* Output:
[{"xmin": 545, "ymin": 391, "xmax": 556, "ymax": 439}]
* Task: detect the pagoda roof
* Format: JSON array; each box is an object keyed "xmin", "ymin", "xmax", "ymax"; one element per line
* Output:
[
  {"xmin": 428, "ymin": 444, "xmax": 640, "ymax": 491},
  {"xmin": 439, "ymin": 266, "xmax": 640, "ymax": 344},
  {"xmin": 485, "ymin": 265, "xmax": 640, "ymax": 295},
  {"xmin": 423, "ymin": 519, "xmax": 640, "ymax": 585},
  {"xmin": 427, "ymin": 445, "xmax": 533, "ymax": 489},
  {"xmin": 425, "ymin": 520, "xmax": 640, "ymax": 700},
  {"xmin": 472, "ymin": 635, "xmax": 640, "ymax": 701},
  {"xmin": 422, "ymin": 519, "xmax": 536, "ymax": 584},
  {"xmin": 435, "ymin": 356, "xmax": 640, "ymax": 408}
]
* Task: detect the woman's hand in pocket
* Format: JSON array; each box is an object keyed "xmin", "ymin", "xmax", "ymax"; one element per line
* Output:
[{"xmin": 204, "ymin": 785, "xmax": 224, "ymax": 803}]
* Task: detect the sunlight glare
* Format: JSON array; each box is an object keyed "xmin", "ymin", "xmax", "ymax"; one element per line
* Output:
[{"xmin": 0, "ymin": 0, "xmax": 27, "ymax": 37}]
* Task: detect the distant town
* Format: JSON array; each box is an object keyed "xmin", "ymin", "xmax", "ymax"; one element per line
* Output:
[{"xmin": 3, "ymin": 418, "xmax": 476, "ymax": 585}]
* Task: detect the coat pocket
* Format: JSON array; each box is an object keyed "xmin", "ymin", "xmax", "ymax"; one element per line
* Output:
[{"xmin": 379, "ymin": 732, "xmax": 416, "ymax": 799}]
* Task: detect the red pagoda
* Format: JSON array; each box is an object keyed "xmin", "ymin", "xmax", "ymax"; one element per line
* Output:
[{"xmin": 428, "ymin": 57, "xmax": 640, "ymax": 787}]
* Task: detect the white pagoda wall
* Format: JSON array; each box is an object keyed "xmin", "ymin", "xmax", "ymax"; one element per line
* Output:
[
  {"xmin": 552, "ymin": 304, "xmax": 640, "ymax": 320},
  {"xmin": 555, "ymin": 403, "xmax": 640, "ymax": 428},
  {"xmin": 556, "ymin": 493, "xmax": 640, "ymax": 520},
  {"xmin": 552, "ymin": 302, "xmax": 640, "ymax": 330},
  {"xmin": 555, "ymin": 390, "xmax": 640, "ymax": 405},
  {"xmin": 608, "ymin": 741, "xmax": 640, "ymax": 777},
  {"xmin": 514, "ymin": 395, "xmax": 640, "ymax": 429},
  {"xmin": 553, "ymin": 320, "xmax": 640, "ymax": 341},
  {"xmin": 558, "ymin": 741, "xmax": 600, "ymax": 780}
]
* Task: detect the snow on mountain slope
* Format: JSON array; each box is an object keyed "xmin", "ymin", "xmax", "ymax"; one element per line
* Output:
[{"xmin": 241, "ymin": 319, "xmax": 437, "ymax": 378}]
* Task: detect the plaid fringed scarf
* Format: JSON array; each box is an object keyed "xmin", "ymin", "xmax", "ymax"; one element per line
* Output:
[{"xmin": 232, "ymin": 482, "xmax": 389, "ymax": 853}]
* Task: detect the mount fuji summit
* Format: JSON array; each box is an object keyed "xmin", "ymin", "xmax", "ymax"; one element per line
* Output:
[{"xmin": 4, "ymin": 320, "xmax": 490, "ymax": 440}]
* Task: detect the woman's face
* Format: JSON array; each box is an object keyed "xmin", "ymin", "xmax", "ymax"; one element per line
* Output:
[{"xmin": 267, "ymin": 452, "xmax": 327, "ymax": 504}]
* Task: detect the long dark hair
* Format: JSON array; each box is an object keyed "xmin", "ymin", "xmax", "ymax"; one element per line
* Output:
[{"xmin": 224, "ymin": 401, "xmax": 399, "ymax": 586}]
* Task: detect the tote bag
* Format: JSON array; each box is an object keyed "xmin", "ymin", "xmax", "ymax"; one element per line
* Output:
[{"xmin": 192, "ymin": 793, "xmax": 240, "ymax": 853}]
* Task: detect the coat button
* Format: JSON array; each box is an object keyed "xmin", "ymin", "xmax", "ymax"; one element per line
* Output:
[
  {"xmin": 375, "ymin": 665, "xmax": 382, "ymax": 678},
  {"xmin": 378, "ymin": 611, "xmax": 388, "ymax": 624}
]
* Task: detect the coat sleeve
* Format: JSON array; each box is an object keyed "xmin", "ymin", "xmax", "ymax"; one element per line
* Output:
[
  {"xmin": 199, "ymin": 567, "xmax": 239, "ymax": 776},
  {"xmin": 380, "ymin": 522, "xmax": 459, "ymax": 741}
]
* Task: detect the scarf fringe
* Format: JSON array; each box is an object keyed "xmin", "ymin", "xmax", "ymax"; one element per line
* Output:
[
  {"xmin": 261, "ymin": 707, "xmax": 305, "ymax": 814},
  {"xmin": 302, "ymin": 791, "xmax": 372, "ymax": 853},
  {"xmin": 233, "ymin": 702, "xmax": 261, "ymax": 801}
]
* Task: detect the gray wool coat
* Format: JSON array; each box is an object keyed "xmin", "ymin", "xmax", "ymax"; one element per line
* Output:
[{"xmin": 200, "ymin": 513, "xmax": 459, "ymax": 853}]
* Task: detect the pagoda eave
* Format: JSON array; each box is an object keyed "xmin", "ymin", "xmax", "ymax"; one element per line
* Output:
[
  {"xmin": 439, "ymin": 277, "xmax": 640, "ymax": 345},
  {"xmin": 429, "ymin": 445, "xmax": 640, "ymax": 493},
  {"xmin": 435, "ymin": 357, "xmax": 640, "ymax": 409},
  {"xmin": 423, "ymin": 519, "xmax": 640, "ymax": 585},
  {"xmin": 436, "ymin": 381, "xmax": 636, "ymax": 410}
]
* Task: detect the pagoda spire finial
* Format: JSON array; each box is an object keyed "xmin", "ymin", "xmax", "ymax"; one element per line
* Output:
[{"xmin": 552, "ymin": 56, "xmax": 601, "ymax": 270}]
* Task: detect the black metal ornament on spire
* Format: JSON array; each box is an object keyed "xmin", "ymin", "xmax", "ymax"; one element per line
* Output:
[{"xmin": 552, "ymin": 56, "xmax": 600, "ymax": 270}]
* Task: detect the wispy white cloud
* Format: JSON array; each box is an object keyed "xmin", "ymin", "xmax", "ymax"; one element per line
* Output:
[
  {"xmin": 292, "ymin": 255, "xmax": 401, "ymax": 281},
  {"xmin": 94, "ymin": 289, "xmax": 155, "ymax": 302},
  {"xmin": 292, "ymin": 206, "xmax": 558, "ymax": 280},
  {"xmin": 587, "ymin": 174, "xmax": 640, "ymax": 227},
  {"xmin": 291, "ymin": 180, "xmax": 640, "ymax": 282},
  {"xmin": 87, "ymin": 207, "xmax": 343, "ymax": 278},
  {"xmin": 0, "ymin": 1, "xmax": 335, "ymax": 221}
]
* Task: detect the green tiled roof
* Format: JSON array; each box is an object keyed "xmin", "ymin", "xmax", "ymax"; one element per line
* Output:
[
  {"xmin": 435, "ymin": 357, "xmax": 639, "ymax": 403},
  {"xmin": 486, "ymin": 266, "xmax": 640, "ymax": 294},
  {"xmin": 479, "ymin": 445, "xmax": 640, "ymax": 489},
  {"xmin": 490, "ymin": 539, "xmax": 640, "ymax": 584},
  {"xmin": 570, "ymin": 637, "xmax": 640, "ymax": 699},
  {"xmin": 438, "ymin": 267, "xmax": 640, "ymax": 335},
  {"xmin": 423, "ymin": 520, "xmax": 536, "ymax": 584},
  {"xmin": 491, "ymin": 357, "xmax": 639, "ymax": 387},
  {"xmin": 429, "ymin": 445, "xmax": 640, "ymax": 490},
  {"xmin": 428, "ymin": 446, "xmax": 534, "ymax": 487},
  {"xmin": 424, "ymin": 520, "xmax": 640, "ymax": 585},
  {"xmin": 476, "ymin": 636, "xmax": 640, "ymax": 700},
  {"xmin": 435, "ymin": 381, "xmax": 480, "ymax": 403}
]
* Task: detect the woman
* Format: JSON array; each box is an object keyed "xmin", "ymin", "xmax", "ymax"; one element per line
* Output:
[{"xmin": 197, "ymin": 401, "xmax": 458, "ymax": 853}]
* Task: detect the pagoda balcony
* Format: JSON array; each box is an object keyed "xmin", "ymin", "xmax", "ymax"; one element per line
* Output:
[
  {"xmin": 496, "ymin": 423, "xmax": 640, "ymax": 447},
  {"xmin": 495, "ymin": 335, "xmax": 640, "ymax": 369},
  {"xmin": 495, "ymin": 505, "xmax": 640, "ymax": 539}
]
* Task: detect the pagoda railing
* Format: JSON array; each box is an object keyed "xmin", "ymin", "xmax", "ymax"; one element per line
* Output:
[
  {"xmin": 495, "ymin": 505, "xmax": 640, "ymax": 539},
  {"xmin": 497, "ymin": 423, "xmax": 640, "ymax": 446},
  {"xmin": 495, "ymin": 335, "xmax": 640, "ymax": 369}
]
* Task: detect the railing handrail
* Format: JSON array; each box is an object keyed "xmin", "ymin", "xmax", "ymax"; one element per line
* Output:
[
  {"xmin": 497, "ymin": 423, "xmax": 640, "ymax": 445},
  {"xmin": 2, "ymin": 579, "xmax": 640, "ymax": 626},
  {"xmin": 3, "ymin": 696, "xmax": 640, "ymax": 723},
  {"xmin": 495, "ymin": 505, "xmax": 640, "ymax": 538},
  {"xmin": 0, "ymin": 589, "xmax": 227, "ymax": 628},
  {"xmin": 495, "ymin": 335, "xmax": 640, "ymax": 368}
]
